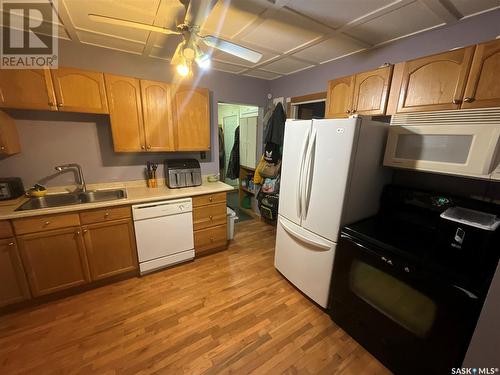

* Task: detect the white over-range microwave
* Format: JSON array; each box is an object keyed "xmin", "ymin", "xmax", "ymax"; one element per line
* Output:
[{"xmin": 383, "ymin": 108, "xmax": 500, "ymax": 180}]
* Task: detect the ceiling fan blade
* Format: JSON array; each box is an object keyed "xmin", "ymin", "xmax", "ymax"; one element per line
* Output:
[
  {"xmin": 88, "ymin": 14, "xmax": 181, "ymax": 36},
  {"xmin": 201, "ymin": 35, "xmax": 263, "ymax": 63},
  {"xmin": 183, "ymin": 0, "xmax": 218, "ymax": 28}
]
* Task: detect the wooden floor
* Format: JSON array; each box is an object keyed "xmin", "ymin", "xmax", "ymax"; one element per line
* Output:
[{"xmin": 0, "ymin": 220, "xmax": 390, "ymax": 375}]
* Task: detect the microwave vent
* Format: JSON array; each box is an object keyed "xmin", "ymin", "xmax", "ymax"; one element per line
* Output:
[{"xmin": 391, "ymin": 108, "xmax": 500, "ymax": 127}]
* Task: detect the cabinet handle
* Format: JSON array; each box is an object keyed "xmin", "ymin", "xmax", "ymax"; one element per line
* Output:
[
  {"xmin": 44, "ymin": 221, "xmax": 51, "ymax": 226},
  {"xmin": 346, "ymin": 110, "xmax": 351, "ymax": 114},
  {"xmin": 8, "ymin": 242, "xmax": 14, "ymax": 246},
  {"xmin": 48, "ymin": 101, "xmax": 54, "ymax": 106},
  {"xmin": 82, "ymin": 229, "xmax": 88, "ymax": 234},
  {"xmin": 209, "ymin": 197, "xmax": 213, "ymax": 202},
  {"xmin": 452, "ymin": 99, "xmax": 462, "ymax": 104},
  {"xmin": 141, "ymin": 145, "xmax": 145, "ymax": 150},
  {"xmin": 0, "ymin": 146, "xmax": 5, "ymax": 151},
  {"xmin": 147, "ymin": 145, "xmax": 151, "ymax": 150},
  {"xmin": 57, "ymin": 103, "xmax": 64, "ymax": 107},
  {"xmin": 463, "ymin": 97, "xmax": 474, "ymax": 103},
  {"xmin": 210, "ymin": 237, "xmax": 214, "ymax": 242},
  {"xmin": 351, "ymin": 109, "xmax": 356, "ymax": 114},
  {"xmin": 104, "ymin": 212, "xmax": 110, "ymax": 217},
  {"xmin": 209, "ymin": 215, "xmax": 213, "ymax": 220},
  {"xmin": 75, "ymin": 230, "xmax": 81, "ymax": 235}
]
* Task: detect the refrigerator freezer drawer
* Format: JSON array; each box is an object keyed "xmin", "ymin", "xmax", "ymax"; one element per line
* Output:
[{"xmin": 274, "ymin": 216, "xmax": 336, "ymax": 308}]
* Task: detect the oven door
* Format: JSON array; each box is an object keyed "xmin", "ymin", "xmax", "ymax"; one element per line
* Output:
[{"xmin": 329, "ymin": 233, "xmax": 482, "ymax": 375}]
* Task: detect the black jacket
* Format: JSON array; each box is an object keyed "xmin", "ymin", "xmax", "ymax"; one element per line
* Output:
[
  {"xmin": 264, "ymin": 102, "xmax": 286, "ymax": 146},
  {"xmin": 226, "ymin": 126, "xmax": 240, "ymax": 179}
]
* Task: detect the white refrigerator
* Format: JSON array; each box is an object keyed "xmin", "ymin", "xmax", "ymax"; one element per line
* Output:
[{"xmin": 274, "ymin": 117, "xmax": 391, "ymax": 308}]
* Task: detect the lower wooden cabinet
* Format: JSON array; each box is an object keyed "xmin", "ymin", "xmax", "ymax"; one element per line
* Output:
[
  {"xmin": 193, "ymin": 193, "xmax": 228, "ymax": 257},
  {"xmin": 82, "ymin": 219, "xmax": 138, "ymax": 280},
  {"xmin": 17, "ymin": 227, "xmax": 91, "ymax": 297},
  {"xmin": 0, "ymin": 238, "xmax": 31, "ymax": 307}
]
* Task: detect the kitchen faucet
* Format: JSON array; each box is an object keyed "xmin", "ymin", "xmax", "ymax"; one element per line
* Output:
[{"xmin": 54, "ymin": 163, "xmax": 87, "ymax": 192}]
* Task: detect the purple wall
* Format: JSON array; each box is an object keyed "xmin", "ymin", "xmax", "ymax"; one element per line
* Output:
[
  {"xmin": 269, "ymin": 9, "xmax": 500, "ymax": 99},
  {"xmin": 0, "ymin": 40, "xmax": 269, "ymax": 187}
]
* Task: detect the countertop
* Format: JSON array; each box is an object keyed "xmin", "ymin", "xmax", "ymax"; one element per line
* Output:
[{"xmin": 0, "ymin": 180, "xmax": 235, "ymax": 220}]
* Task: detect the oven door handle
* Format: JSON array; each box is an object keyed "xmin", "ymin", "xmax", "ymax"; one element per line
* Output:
[{"xmin": 452, "ymin": 285, "xmax": 479, "ymax": 299}]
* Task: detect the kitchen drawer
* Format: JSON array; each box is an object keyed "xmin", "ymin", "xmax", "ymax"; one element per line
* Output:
[
  {"xmin": 192, "ymin": 192, "xmax": 226, "ymax": 207},
  {"xmin": 13, "ymin": 213, "xmax": 80, "ymax": 235},
  {"xmin": 0, "ymin": 220, "xmax": 13, "ymax": 239},
  {"xmin": 193, "ymin": 203, "xmax": 226, "ymax": 231},
  {"xmin": 194, "ymin": 223, "xmax": 227, "ymax": 256},
  {"xmin": 80, "ymin": 206, "xmax": 131, "ymax": 224}
]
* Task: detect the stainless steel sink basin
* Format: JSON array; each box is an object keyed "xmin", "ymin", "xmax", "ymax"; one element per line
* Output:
[{"xmin": 16, "ymin": 189, "xmax": 127, "ymax": 211}]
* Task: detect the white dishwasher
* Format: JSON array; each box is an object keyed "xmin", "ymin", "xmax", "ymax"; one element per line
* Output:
[{"xmin": 132, "ymin": 198, "xmax": 194, "ymax": 274}]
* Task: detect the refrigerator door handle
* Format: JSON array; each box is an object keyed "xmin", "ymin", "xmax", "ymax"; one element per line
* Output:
[
  {"xmin": 279, "ymin": 217, "xmax": 332, "ymax": 250},
  {"xmin": 297, "ymin": 131, "xmax": 310, "ymax": 219},
  {"xmin": 302, "ymin": 128, "xmax": 317, "ymax": 219}
]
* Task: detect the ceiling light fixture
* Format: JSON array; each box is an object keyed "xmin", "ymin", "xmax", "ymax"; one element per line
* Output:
[
  {"xmin": 196, "ymin": 53, "xmax": 211, "ymax": 70},
  {"xmin": 176, "ymin": 63, "xmax": 190, "ymax": 77}
]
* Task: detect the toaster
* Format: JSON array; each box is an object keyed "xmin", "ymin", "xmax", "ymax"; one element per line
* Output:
[
  {"xmin": 0, "ymin": 177, "xmax": 25, "ymax": 201},
  {"xmin": 164, "ymin": 159, "xmax": 202, "ymax": 188}
]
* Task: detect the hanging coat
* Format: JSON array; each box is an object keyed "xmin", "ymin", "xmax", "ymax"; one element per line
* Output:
[
  {"xmin": 264, "ymin": 102, "xmax": 286, "ymax": 146},
  {"xmin": 226, "ymin": 126, "xmax": 240, "ymax": 179}
]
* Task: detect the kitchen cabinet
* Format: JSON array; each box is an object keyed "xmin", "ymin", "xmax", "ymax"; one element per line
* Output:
[
  {"xmin": 0, "ymin": 69, "xmax": 56, "ymax": 110},
  {"xmin": 18, "ymin": 227, "xmax": 91, "ymax": 297},
  {"xmin": 0, "ymin": 238, "xmax": 31, "ymax": 307},
  {"xmin": 140, "ymin": 80, "xmax": 175, "ymax": 151},
  {"xmin": 0, "ymin": 220, "xmax": 13, "ymax": 239},
  {"xmin": 82, "ymin": 218, "xmax": 137, "ymax": 280},
  {"xmin": 351, "ymin": 66, "xmax": 393, "ymax": 116},
  {"xmin": 173, "ymin": 87, "xmax": 210, "ymax": 151},
  {"xmin": 326, "ymin": 66, "xmax": 393, "ymax": 118},
  {"xmin": 326, "ymin": 76, "xmax": 354, "ymax": 118},
  {"xmin": 105, "ymin": 74, "xmax": 146, "ymax": 152},
  {"xmin": 0, "ymin": 110, "xmax": 21, "ymax": 155},
  {"xmin": 396, "ymin": 47, "xmax": 475, "ymax": 113},
  {"xmin": 462, "ymin": 39, "xmax": 500, "ymax": 109},
  {"xmin": 50, "ymin": 67, "xmax": 108, "ymax": 114},
  {"xmin": 192, "ymin": 192, "xmax": 227, "ymax": 256}
]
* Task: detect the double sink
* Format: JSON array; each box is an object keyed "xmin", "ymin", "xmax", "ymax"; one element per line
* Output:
[{"xmin": 16, "ymin": 189, "xmax": 127, "ymax": 211}]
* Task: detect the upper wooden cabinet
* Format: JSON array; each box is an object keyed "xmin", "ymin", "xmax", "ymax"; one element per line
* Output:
[
  {"xmin": 462, "ymin": 39, "xmax": 500, "ymax": 109},
  {"xmin": 326, "ymin": 66, "xmax": 392, "ymax": 118},
  {"xmin": 0, "ymin": 69, "xmax": 56, "ymax": 111},
  {"xmin": 173, "ymin": 86, "xmax": 210, "ymax": 151},
  {"xmin": 140, "ymin": 80, "xmax": 175, "ymax": 151},
  {"xmin": 51, "ymin": 68, "xmax": 108, "ymax": 114},
  {"xmin": 105, "ymin": 74, "xmax": 146, "ymax": 152},
  {"xmin": 326, "ymin": 76, "xmax": 354, "ymax": 118},
  {"xmin": 0, "ymin": 110, "xmax": 21, "ymax": 155},
  {"xmin": 18, "ymin": 227, "xmax": 91, "ymax": 297},
  {"xmin": 352, "ymin": 66, "xmax": 393, "ymax": 116},
  {"xmin": 0, "ymin": 238, "xmax": 31, "ymax": 307},
  {"xmin": 396, "ymin": 47, "xmax": 475, "ymax": 113}
]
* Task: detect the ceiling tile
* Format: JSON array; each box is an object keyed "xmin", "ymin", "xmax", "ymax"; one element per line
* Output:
[
  {"xmin": 63, "ymin": 0, "xmax": 160, "ymax": 43},
  {"xmin": 243, "ymin": 69, "xmax": 282, "ymax": 80},
  {"xmin": 201, "ymin": 0, "xmax": 267, "ymax": 39},
  {"xmin": 260, "ymin": 57, "xmax": 314, "ymax": 74},
  {"xmin": 447, "ymin": 0, "xmax": 500, "ymax": 17},
  {"xmin": 150, "ymin": 35, "xmax": 183, "ymax": 60},
  {"xmin": 344, "ymin": 2, "xmax": 444, "ymax": 45},
  {"xmin": 78, "ymin": 30, "xmax": 145, "ymax": 54},
  {"xmin": 286, "ymin": 0, "xmax": 397, "ymax": 29},
  {"xmin": 211, "ymin": 61, "xmax": 248, "ymax": 74},
  {"xmin": 292, "ymin": 35, "xmax": 366, "ymax": 63},
  {"xmin": 241, "ymin": 8, "xmax": 323, "ymax": 53}
]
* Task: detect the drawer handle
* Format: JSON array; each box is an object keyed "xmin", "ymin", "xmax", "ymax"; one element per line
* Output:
[
  {"xmin": 8, "ymin": 242, "xmax": 14, "ymax": 246},
  {"xmin": 209, "ymin": 197, "xmax": 213, "ymax": 202},
  {"xmin": 210, "ymin": 237, "xmax": 214, "ymax": 242},
  {"xmin": 209, "ymin": 215, "xmax": 213, "ymax": 220},
  {"xmin": 44, "ymin": 221, "xmax": 51, "ymax": 226},
  {"xmin": 83, "ymin": 229, "xmax": 88, "ymax": 234},
  {"xmin": 75, "ymin": 230, "xmax": 81, "ymax": 236},
  {"xmin": 104, "ymin": 212, "xmax": 110, "ymax": 217}
]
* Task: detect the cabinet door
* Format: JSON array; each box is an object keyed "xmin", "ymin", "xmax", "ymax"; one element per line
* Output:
[
  {"xmin": 140, "ymin": 80, "xmax": 175, "ymax": 151},
  {"xmin": 105, "ymin": 74, "xmax": 146, "ymax": 152},
  {"xmin": 0, "ymin": 110, "xmax": 21, "ymax": 155},
  {"xmin": 82, "ymin": 219, "xmax": 138, "ymax": 281},
  {"xmin": 325, "ymin": 76, "xmax": 354, "ymax": 118},
  {"xmin": 173, "ymin": 87, "xmax": 210, "ymax": 151},
  {"xmin": 51, "ymin": 67, "xmax": 108, "ymax": 114},
  {"xmin": 18, "ymin": 228, "xmax": 90, "ymax": 297},
  {"xmin": 352, "ymin": 66, "xmax": 393, "ymax": 116},
  {"xmin": 0, "ymin": 69, "xmax": 56, "ymax": 110},
  {"xmin": 0, "ymin": 238, "xmax": 31, "ymax": 307},
  {"xmin": 462, "ymin": 39, "xmax": 500, "ymax": 109},
  {"xmin": 397, "ymin": 47, "xmax": 475, "ymax": 113}
]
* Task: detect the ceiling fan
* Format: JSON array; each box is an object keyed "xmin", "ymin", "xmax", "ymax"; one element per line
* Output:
[{"xmin": 88, "ymin": 0, "xmax": 263, "ymax": 76}]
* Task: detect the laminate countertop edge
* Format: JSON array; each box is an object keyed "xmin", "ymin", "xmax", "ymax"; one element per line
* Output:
[{"xmin": 0, "ymin": 181, "xmax": 235, "ymax": 220}]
